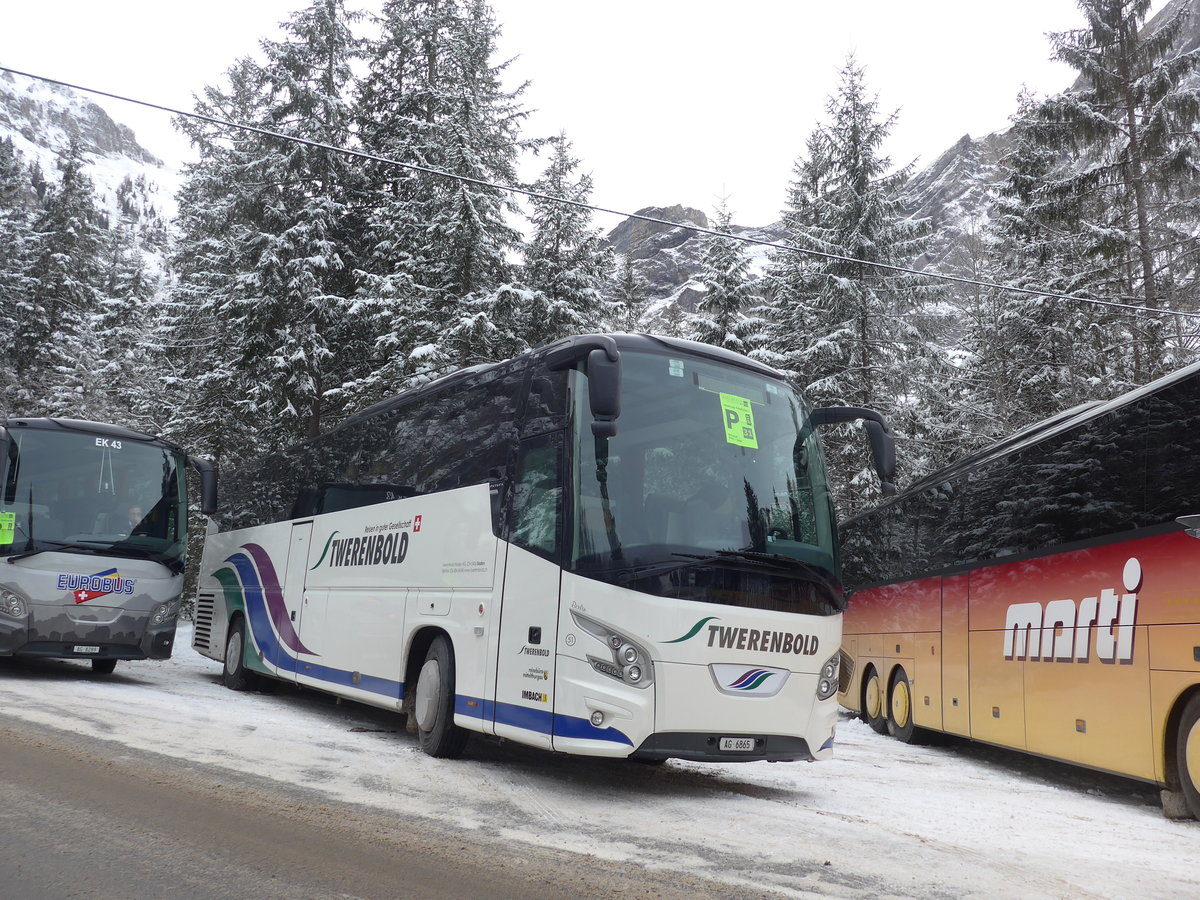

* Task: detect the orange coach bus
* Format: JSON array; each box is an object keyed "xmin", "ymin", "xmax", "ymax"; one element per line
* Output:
[{"xmin": 838, "ymin": 360, "xmax": 1200, "ymax": 820}]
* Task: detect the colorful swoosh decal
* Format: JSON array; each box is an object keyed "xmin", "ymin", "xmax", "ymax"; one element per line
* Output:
[
  {"xmin": 728, "ymin": 669, "xmax": 775, "ymax": 691},
  {"xmin": 214, "ymin": 544, "xmax": 405, "ymax": 700},
  {"xmin": 664, "ymin": 615, "xmax": 720, "ymax": 643},
  {"xmin": 226, "ymin": 543, "xmax": 314, "ymax": 656}
]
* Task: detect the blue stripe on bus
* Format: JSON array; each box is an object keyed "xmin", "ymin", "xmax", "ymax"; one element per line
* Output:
[{"xmin": 463, "ymin": 697, "xmax": 632, "ymax": 746}]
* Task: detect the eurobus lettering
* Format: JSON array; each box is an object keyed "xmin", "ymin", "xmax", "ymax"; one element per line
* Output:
[
  {"xmin": 837, "ymin": 361, "xmax": 1200, "ymax": 820},
  {"xmin": 194, "ymin": 333, "xmax": 895, "ymax": 763}
]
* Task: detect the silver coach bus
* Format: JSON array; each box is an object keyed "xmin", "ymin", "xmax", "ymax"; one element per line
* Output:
[{"xmin": 0, "ymin": 418, "xmax": 216, "ymax": 674}]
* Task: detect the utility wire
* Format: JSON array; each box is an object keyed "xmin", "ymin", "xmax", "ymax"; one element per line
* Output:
[{"xmin": 6, "ymin": 65, "xmax": 1200, "ymax": 322}]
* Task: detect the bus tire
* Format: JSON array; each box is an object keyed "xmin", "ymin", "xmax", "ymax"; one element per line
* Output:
[
  {"xmin": 414, "ymin": 635, "xmax": 469, "ymax": 759},
  {"xmin": 1175, "ymin": 693, "xmax": 1200, "ymax": 820},
  {"xmin": 862, "ymin": 668, "xmax": 888, "ymax": 734},
  {"xmin": 223, "ymin": 618, "xmax": 254, "ymax": 691},
  {"xmin": 887, "ymin": 666, "xmax": 917, "ymax": 743},
  {"xmin": 91, "ymin": 658, "xmax": 117, "ymax": 675}
]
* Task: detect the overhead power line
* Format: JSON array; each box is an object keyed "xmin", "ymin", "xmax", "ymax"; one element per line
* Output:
[{"xmin": 5, "ymin": 65, "xmax": 1200, "ymax": 322}]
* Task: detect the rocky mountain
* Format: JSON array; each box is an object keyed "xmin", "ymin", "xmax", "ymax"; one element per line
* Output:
[{"xmin": 0, "ymin": 70, "xmax": 177, "ymax": 228}]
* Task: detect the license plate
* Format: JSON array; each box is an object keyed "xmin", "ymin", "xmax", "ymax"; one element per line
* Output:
[
  {"xmin": 73, "ymin": 645, "xmax": 101, "ymax": 654},
  {"xmin": 719, "ymin": 736, "xmax": 755, "ymax": 752}
]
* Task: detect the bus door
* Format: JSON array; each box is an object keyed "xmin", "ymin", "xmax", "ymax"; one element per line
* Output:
[
  {"xmin": 276, "ymin": 521, "xmax": 313, "ymax": 680},
  {"xmin": 493, "ymin": 433, "xmax": 564, "ymax": 749}
]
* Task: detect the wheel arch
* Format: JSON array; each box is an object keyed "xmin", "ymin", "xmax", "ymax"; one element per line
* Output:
[
  {"xmin": 1162, "ymin": 684, "xmax": 1200, "ymax": 791},
  {"xmin": 404, "ymin": 625, "xmax": 454, "ymax": 694}
]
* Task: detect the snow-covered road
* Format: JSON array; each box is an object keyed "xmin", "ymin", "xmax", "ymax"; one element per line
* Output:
[{"xmin": 0, "ymin": 623, "xmax": 1195, "ymax": 899}]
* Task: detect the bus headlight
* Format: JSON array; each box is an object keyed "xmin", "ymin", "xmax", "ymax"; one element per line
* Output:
[
  {"xmin": 0, "ymin": 589, "xmax": 27, "ymax": 619},
  {"xmin": 816, "ymin": 652, "xmax": 840, "ymax": 701},
  {"xmin": 571, "ymin": 610, "xmax": 654, "ymax": 689},
  {"xmin": 150, "ymin": 602, "xmax": 177, "ymax": 626}
]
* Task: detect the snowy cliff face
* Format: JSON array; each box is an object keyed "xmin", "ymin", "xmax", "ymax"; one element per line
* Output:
[
  {"xmin": 0, "ymin": 71, "xmax": 178, "ymax": 223},
  {"xmin": 604, "ymin": 204, "xmax": 786, "ymax": 321}
]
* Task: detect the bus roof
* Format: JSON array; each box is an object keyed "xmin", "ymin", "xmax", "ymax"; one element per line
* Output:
[
  {"xmin": 865, "ymin": 356, "xmax": 1200, "ymax": 511},
  {"xmin": 342, "ymin": 333, "xmax": 788, "ymax": 430},
  {"xmin": 1, "ymin": 417, "xmax": 181, "ymax": 451}
]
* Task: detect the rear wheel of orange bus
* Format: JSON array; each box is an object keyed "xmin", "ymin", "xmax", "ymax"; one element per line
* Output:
[
  {"xmin": 1177, "ymin": 693, "xmax": 1200, "ymax": 820},
  {"xmin": 862, "ymin": 668, "xmax": 888, "ymax": 734},
  {"xmin": 888, "ymin": 666, "xmax": 916, "ymax": 743}
]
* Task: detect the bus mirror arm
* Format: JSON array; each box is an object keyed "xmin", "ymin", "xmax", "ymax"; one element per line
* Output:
[
  {"xmin": 811, "ymin": 406, "xmax": 897, "ymax": 496},
  {"xmin": 188, "ymin": 456, "xmax": 219, "ymax": 515}
]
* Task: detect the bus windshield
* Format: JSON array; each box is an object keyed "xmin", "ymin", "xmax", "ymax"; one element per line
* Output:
[
  {"xmin": 1, "ymin": 427, "xmax": 188, "ymax": 571},
  {"xmin": 570, "ymin": 350, "xmax": 839, "ymax": 609}
]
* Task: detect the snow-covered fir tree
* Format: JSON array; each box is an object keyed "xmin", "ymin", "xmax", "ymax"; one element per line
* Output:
[
  {"xmin": 759, "ymin": 58, "xmax": 939, "ymax": 511},
  {"xmin": 354, "ymin": 0, "xmax": 530, "ymax": 385},
  {"xmin": 11, "ymin": 138, "xmax": 105, "ymax": 417},
  {"xmin": 521, "ymin": 132, "xmax": 611, "ymax": 347},
  {"xmin": 1028, "ymin": 0, "xmax": 1200, "ymax": 380},
  {"xmin": 608, "ymin": 255, "xmax": 651, "ymax": 333},
  {"xmin": 0, "ymin": 137, "xmax": 37, "ymax": 411},
  {"xmin": 172, "ymin": 1, "xmax": 364, "ymax": 450},
  {"xmin": 684, "ymin": 197, "xmax": 760, "ymax": 354}
]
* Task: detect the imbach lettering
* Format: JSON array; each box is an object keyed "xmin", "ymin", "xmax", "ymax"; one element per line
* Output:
[
  {"xmin": 329, "ymin": 531, "xmax": 410, "ymax": 568},
  {"xmin": 706, "ymin": 624, "xmax": 820, "ymax": 656}
]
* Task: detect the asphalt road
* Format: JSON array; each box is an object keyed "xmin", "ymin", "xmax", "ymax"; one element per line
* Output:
[{"xmin": 0, "ymin": 714, "xmax": 765, "ymax": 900}]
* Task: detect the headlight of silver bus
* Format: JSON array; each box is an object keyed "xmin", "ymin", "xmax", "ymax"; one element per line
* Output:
[{"xmin": 0, "ymin": 588, "xmax": 27, "ymax": 619}]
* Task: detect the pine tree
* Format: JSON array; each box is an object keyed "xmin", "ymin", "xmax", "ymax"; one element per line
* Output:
[
  {"xmin": 608, "ymin": 255, "xmax": 651, "ymax": 333},
  {"xmin": 355, "ymin": 0, "xmax": 530, "ymax": 385},
  {"xmin": 684, "ymin": 197, "xmax": 759, "ymax": 354},
  {"xmin": 172, "ymin": 2, "xmax": 364, "ymax": 448},
  {"xmin": 0, "ymin": 138, "xmax": 36, "ymax": 412},
  {"xmin": 760, "ymin": 58, "xmax": 936, "ymax": 510},
  {"xmin": 522, "ymin": 133, "xmax": 611, "ymax": 347},
  {"xmin": 12, "ymin": 137, "xmax": 106, "ymax": 417},
  {"xmin": 1029, "ymin": 0, "xmax": 1200, "ymax": 379}
]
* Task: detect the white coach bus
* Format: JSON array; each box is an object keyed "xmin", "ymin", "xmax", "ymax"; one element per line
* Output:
[
  {"xmin": 194, "ymin": 334, "xmax": 894, "ymax": 760},
  {"xmin": 1, "ymin": 417, "xmax": 217, "ymax": 673}
]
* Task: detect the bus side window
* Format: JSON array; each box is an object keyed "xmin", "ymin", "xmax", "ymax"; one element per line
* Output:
[{"xmin": 511, "ymin": 434, "xmax": 562, "ymax": 560}]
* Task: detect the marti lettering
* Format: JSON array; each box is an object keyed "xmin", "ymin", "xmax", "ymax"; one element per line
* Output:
[{"xmin": 1003, "ymin": 558, "xmax": 1141, "ymax": 664}]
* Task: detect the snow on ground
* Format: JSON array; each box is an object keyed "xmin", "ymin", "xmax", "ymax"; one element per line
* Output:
[{"xmin": 1, "ymin": 622, "xmax": 1196, "ymax": 899}]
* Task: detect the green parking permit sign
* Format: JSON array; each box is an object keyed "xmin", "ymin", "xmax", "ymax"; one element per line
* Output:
[
  {"xmin": 719, "ymin": 393, "xmax": 758, "ymax": 449},
  {"xmin": 0, "ymin": 512, "xmax": 14, "ymax": 546}
]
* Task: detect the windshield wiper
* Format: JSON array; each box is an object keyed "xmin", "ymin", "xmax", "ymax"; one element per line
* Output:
[
  {"xmin": 5, "ymin": 539, "xmax": 106, "ymax": 564},
  {"xmin": 108, "ymin": 544, "xmax": 184, "ymax": 575},
  {"xmin": 5, "ymin": 539, "xmax": 183, "ymax": 574}
]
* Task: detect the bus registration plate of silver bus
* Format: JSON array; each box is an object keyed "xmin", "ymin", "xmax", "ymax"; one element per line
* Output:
[
  {"xmin": 73, "ymin": 645, "xmax": 100, "ymax": 654},
  {"xmin": 719, "ymin": 736, "xmax": 755, "ymax": 752}
]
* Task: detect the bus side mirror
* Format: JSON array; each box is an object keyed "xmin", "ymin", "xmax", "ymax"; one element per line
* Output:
[
  {"xmin": 811, "ymin": 406, "xmax": 897, "ymax": 496},
  {"xmin": 587, "ymin": 348, "xmax": 621, "ymax": 438},
  {"xmin": 189, "ymin": 456, "xmax": 219, "ymax": 515}
]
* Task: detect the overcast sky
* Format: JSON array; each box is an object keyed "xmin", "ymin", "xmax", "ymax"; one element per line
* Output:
[{"xmin": 0, "ymin": 0, "xmax": 1166, "ymax": 226}]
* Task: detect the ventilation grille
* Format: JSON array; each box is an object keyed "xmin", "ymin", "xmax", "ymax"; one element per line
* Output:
[
  {"xmin": 193, "ymin": 594, "xmax": 216, "ymax": 651},
  {"xmin": 837, "ymin": 648, "xmax": 855, "ymax": 695}
]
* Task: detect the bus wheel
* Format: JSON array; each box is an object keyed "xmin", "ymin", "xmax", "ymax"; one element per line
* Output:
[
  {"xmin": 91, "ymin": 659, "xmax": 117, "ymax": 675},
  {"xmin": 414, "ymin": 636, "xmax": 469, "ymax": 759},
  {"xmin": 862, "ymin": 669, "xmax": 888, "ymax": 734},
  {"xmin": 887, "ymin": 667, "xmax": 917, "ymax": 743},
  {"xmin": 223, "ymin": 618, "xmax": 254, "ymax": 691},
  {"xmin": 1175, "ymin": 693, "xmax": 1200, "ymax": 820}
]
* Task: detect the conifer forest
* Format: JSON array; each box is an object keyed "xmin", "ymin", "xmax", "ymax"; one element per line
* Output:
[{"xmin": 2, "ymin": 0, "xmax": 1199, "ymax": 518}]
